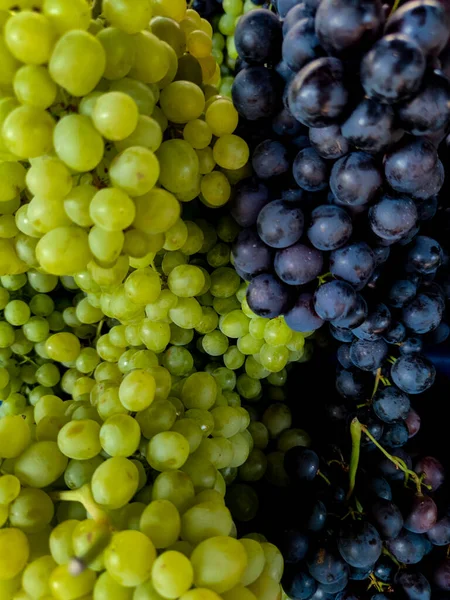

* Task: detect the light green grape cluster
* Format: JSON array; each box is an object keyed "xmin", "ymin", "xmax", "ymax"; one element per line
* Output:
[{"xmin": 211, "ymin": 0, "xmax": 257, "ymax": 98}]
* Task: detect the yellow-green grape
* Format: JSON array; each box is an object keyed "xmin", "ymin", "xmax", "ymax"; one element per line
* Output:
[
  {"xmin": 110, "ymin": 77, "xmax": 156, "ymax": 116},
  {"xmin": 139, "ymin": 499, "xmax": 180, "ymax": 549},
  {"xmin": 156, "ymin": 140, "xmax": 199, "ymax": 197},
  {"xmin": 115, "ymin": 115, "xmax": 162, "ymax": 154},
  {"xmin": 160, "ymin": 81, "xmax": 205, "ymax": 124},
  {"xmin": 49, "ymin": 520, "xmax": 78, "ymax": 565},
  {"xmin": 222, "ymin": 345, "xmax": 244, "ymax": 371},
  {"xmin": 64, "ymin": 456, "xmax": 104, "ymax": 491},
  {"xmin": 247, "ymin": 573, "xmax": 281, "ymax": 600},
  {"xmin": 93, "ymin": 570, "xmax": 133, "ymax": 600},
  {"xmin": 14, "ymin": 440, "xmax": 68, "ymax": 488},
  {"xmin": 196, "ymin": 147, "xmax": 216, "ymax": 175},
  {"xmin": 2, "ymin": 105, "xmax": 55, "ymax": 159},
  {"xmin": 133, "ymin": 578, "xmax": 167, "ymax": 600},
  {"xmin": 244, "ymin": 357, "xmax": 270, "ymax": 380},
  {"xmin": 219, "ymin": 311, "xmax": 250, "ymax": 339},
  {"xmin": 186, "ymin": 30, "xmax": 212, "ymax": 60},
  {"xmin": 92, "ymin": 92, "xmax": 139, "ymax": 141},
  {"xmin": 146, "ymin": 431, "xmax": 190, "ymax": 471},
  {"xmin": 184, "ymin": 409, "xmax": 214, "ymax": 438},
  {"xmin": 4, "ymin": 10, "xmax": 54, "ymax": 64},
  {"xmin": 162, "ymin": 250, "xmax": 187, "ymax": 276},
  {"xmin": 181, "ymin": 371, "xmax": 217, "ymax": 410},
  {"xmin": 92, "ymin": 456, "xmax": 139, "ymax": 509},
  {"xmin": 191, "ymin": 536, "xmax": 248, "ymax": 593},
  {"xmin": 181, "ymin": 590, "xmax": 223, "ymax": 600},
  {"xmin": 151, "ymin": 16, "xmax": 186, "ymax": 57},
  {"xmin": 181, "ymin": 502, "xmax": 232, "ymax": 545},
  {"xmin": 99, "ymin": 414, "xmax": 140, "ymax": 457},
  {"xmin": 78, "ymin": 91, "xmax": 102, "ymax": 118},
  {"xmin": 13, "ymin": 65, "xmax": 56, "ymax": 110},
  {"xmin": 151, "ymin": 0, "xmax": 186, "ymax": 21},
  {"xmin": 8, "ymin": 487, "xmax": 53, "ymax": 533},
  {"xmin": 136, "ymin": 399, "xmax": 177, "ymax": 440},
  {"xmin": 171, "ymin": 419, "xmax": 202, "ymax": 454},
  {"xmin": 152, "ymin": 470, "xmax": 194, "ymax": 513},
  {"xmin": 200, "ymin": 171, "xmax": 231, "ymax": 208},
  {"xmin": 22, "ymin": 554, "xmax": 57, "ymax": 598},
  {"xmin": 0, "ymin": 39, "xmax": 19, "ymax": 89},
  {"xmin": 260, "ymin": 543, "xmax": 283, "ymax": 583},
  {"xmin": 133, "ymin": 188, "xmax": 180, "ymax": 235},
  {"xmin": 263, "ymin": 319, "xmax": 292, "ymax": 346},
  {"xmin": 72, "ymin": 519, "xmax": 110, "ymax": 572},
  {"xmin": 45, "ymin": 332, "xmax": 81, "ymax": 363},
  {"xmin": 210, "ymin": 267, "xmax": 240, "ymax": 298},
  {"xmin": 139, "ymin": 320, "xmax": 170, "ymax": 353},
  {"xmin": 96, "ymin": 26, "xmax": 135, "ymax": 81},
  {"xmin": 0, "ymin": 473, "xmax": 20, "ymax": 504},
  {"xmin": 119, "ymin": 368, "xmax": 156, "ymax": 411},
  {"xmin": 49, "ymin": 30, "xmax": 105, "ymax": 96},
  {"xmin": 89, "ymin": 188, "xmax": 135, "ymax": 232},
  {"xmin": 33, "ymin": 395, "xmax": 65, "ymax": 424},
  {"xmin": 259, "ymin": 345, "xmax": 289, "ymax": 373},
  {"xmin": 49, "ymin": 563, "xmax": 96, "ymax": 600},
  {"xmin": 183, "ymin": 119, "xmax": 212, "ymax": 150},
  {"xmin": 205, "ymin": 98, "xmax": 239, "ymax": 137},
  {"xmin": 152, "ymin": 551, "xmax": 194, "ymax": 599},
  {"xmin": 109, "ymin": 146, "xmax": 160, "ymax": 197},
  {"xmin": 0, "ymin": 528, "xmax": 29, "ymax": 581},
  {"xmin": 26, "ymin": 156, "xmax": 72, "ymax": 201},
  {"xmin": 104, "ymin": 530, "xmax": 156, "ymax": 587},
  {"xmin": 181, "ymin": 221, "xmax": 204, "ymax": 256},
  {"xmin": 181, "ymin": 454, "xmax": 216, "ymax": 491},
  {"xmin": 213, "ymin": 135, "xmax": 249, "ymax": 170},
  {"xmin": 202, "ymin": 330, "xmax": 229, "ymax": 356},
  {"xmin": 123, "ymin": 268, "xmax": 160, "ymax": 305},
  {"xmin": 239, "ymin": 448, "xmax": 268, "ymax": 482},
  {"xmin": 53, "ymin": 114, "xmax": 104, "ymax": 172},
  {"xmin": 262, "ymin": 404, "xmax": 292, "ymax": 440},
  {"xmin": 167, "ymin": 264, "xmax": 204, "ymax": 298},
  {"xmin": 130, "ymin": 30, "xmax": 170, "ymax": 83},
  {"xmin": 195, "ymin": 307, "xmax": 219, "ymax": 335},
  {"xmin": 102, "ymin": 0, "xmax": 151, "ymax": 34},
  {"xmin": 27, "ymin": 195, "xmax": 71, "ymax": 234},
  {"xmin": 211, "ymin": 406, "xmax": 242, "ymax": 438},
  {"xmin": 240, "ymin": 538, "xmax": 266, "ymax": 586},
  {"xmin": 43, "ymin": 0, "xmax": 91, "ymax": 33},
  {"xmin": 168, "ymin": 297, "xmax": 202, "ymax": 330},
  {"xmin": 0, "ymin": 415, "xmax": 29, "ymax": 460}
]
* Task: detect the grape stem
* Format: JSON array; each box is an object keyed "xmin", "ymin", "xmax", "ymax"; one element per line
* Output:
[
  {"xmin": 92, "ymin": 0, "xmax": 102, "ymax": 18},
  {"xmin": 357, "ymin": 421, "xmax": 431, "ymax": 494},
  {"xmin": 317, "ymin": 272, "xmax": 332, "ymax": 286},
  {"xmin": 317, "ymin": 470, "xmax": 331, "ymax": 486},
  {"xmin": 371, "ymin": 368, "xmax": 382, "ymax": 399},
  {"xmin": 346, "ymin": 417, "xmax": 361, "ymax": 501},
  {"xmin": 50, "ymin": 484, "xmax": 110, "ymax": 526},
  {"xmin": 390, "ymin": 0, "xmax": 401, "ymax": 15}
]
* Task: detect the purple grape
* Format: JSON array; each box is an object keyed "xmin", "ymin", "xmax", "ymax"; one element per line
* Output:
[
  {"xmin": 341, "ymin": 99, "xmax": 395, "ymax": 155},
  {"xmin": 332, "ymin": 294, "xmax": 368, "ymax": 329},
  {"xmin": 370, "ymin": 498, "xmax": 404, "ymax": 539},
  {"xmin": 246, "ymin": 274, "xmax": 292, "ymax": 318},
  {"xmin": 391, "ymin": 354, "xmax": 436, "ymax": 394},
  {"xmin": 427, "ymin": 517, "xmax": 450, "ymax": 546},
  {"xmin": 407, "ymin": 236, "xmax": 443, "ymax": 275},
  {"xmin": 230, "ymin": 178, "xmax": 270, "ymax": 228},
  {"xmin": 414, "ymin": 456, "xmax": 445, "ymax": 492},
  {"xmin": 252, "ymin": 140, "xmax": 290, "ymax": 179},
  {"xmin": 307, "ymin": 546, "xmax": 348, "ymax": 585},
  {"xmin": 369, "ymin": 195, "xmax": 418, "ymax": 243},
  {"xmin": 274, "ymin": 244, "xmax": 324, "ymax": 285},
  {"xmin": 314, "ymin": 281, "xmax": 357, "ymax": 321},
  {"xmin": 380, "ymin": 420, "xmax": 409, "ymax": 448},
  {"xmin": 330, "ymin": 152, "xmax": 383, "ymax": 209},
  {"xmin": 353, "ymin": 304, "xmax": 391, "ymax": 341},
  {"xmin": 372, "ymin": 386, "xmax": 410, "ymax": 423},
  {"xmin": 257, "ymin": 200, "xmax": 305, "ymax": 249},
  {"xmin": 336, "ymin": 369, "xmax": 371, "ymax": 400},
  {"xmin": 330, "ymin": 243, "xmax": 375, "ymax": 286},
  {"xmin": 307, "ymin": 205, "xmax": 353, "ymax": 251},
  {"xmin": 395, "ymin": 571, "xmax": 431, "ymax": 600},
  {"xmin": 292, "ymin": 147, "xmax": 329, "ymax": 192},
  {"xmin": 282, "ymin": 17, "xmax": 324, "ymax": 71},
  {"xmin": 309, "ymin": 125, "xmax": 349, "ymax": 160},
  {"xmin": 232, "ymin": 66, "xmax": 281, "ymax": 121},
  {"xmin": 350, "ymin": 338, "xmax": 388, "ymax": 371},
  {"xmin": 404, "ymin": 495, "xmax": 438, "ymax": 534},
  {"xmin": 434, "ymin": 559, "xmax": 450, "ymax": 591},
  {"xmin": 285, "ymin": 292, "xmax": 325, "ymax": 332},
  {"xmin": 388, "ymin": 279, "xmax": 417, "ymax": 308},
  {"xmin": 384, "ymin": 140, "xmax": 440, "ymax": 198},
  {"xmin": 232, "ymin": 229, "xmax": 273, "ymax": 277},
  {"xmin": 405, "ymin": 408, "xmax": 421, "ymax": 438},
  {"xmin": 234, "ymin": 9, "xmax": 282, "ymax": 65},
  {"xmin": 337, "ymin": 521, "xmax": 382, "ymax": 568},
  {"xmin": 402, "ymin": 293, "xmax": 443, "ymax": 334},
  {"xmin": 387, "ymin": 530, "xmax": 429, "ymax": 564},
  {"xmin": 284, "ymin": 447, "xmax": 319, "ymax": 481}
]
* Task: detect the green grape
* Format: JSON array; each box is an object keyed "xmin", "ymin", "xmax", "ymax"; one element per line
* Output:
[
  {"xmin": 169, "ymin": 297, "xmax": 202, "ymax": 330},
  {"xmin": 9, "ymin": 487, "xmax": 54, "ymax": 533},
  {"xmin": 161, "ymin": 251, "xmax": 187, "ymax": 276},
  {"xmin": 239, "ymin": 448, "xmax": 267, "ymax": 482},
  {"xmin": 202, "ymin": 330, "xmax": 229, "ymax": 356},
  {"xmin": 152, "ymin": 470, "xmax": 194, "ymax": 514},
  {"xmin": 248, "ymin": 318, "xmax": 268, "ymax": 341},
  {"xmin": 181, "ymin": 501, "xmax": 232, "ymax": 545},
  {"xmin": 207, "ymin": 243, "xmax": 230, "ymax": 268},
  {"xmin": 79, "ymin": 91, "xmax": 103, "ymax": 118},
  {"xmin": 168, "ymin": 325, "xmax": 192, "ymax": 348},
  {"xmin": 245, "ymin": 357, "xmax": 270, "ymax": 380},
  {"xmin": 263, "ymin": 318, "xmax": 292, "ymax": 346},
  {"xmin": 259, "ymin": 345, "xmax": 289, "ymax": 373},
  {"xmin": 26, "ymin": 155, "xmax": 72, "ymax": 200},
  {"xmin": 239, "ymin": 539, "xmax": 265, "ymax": 587},
  {"xmin": 135, "ymin": 400, "xmax": 176, "ymax": 440},
  {"xmin": 93, "ymin": 570, "xmax": 133, "ymax": 600},
  {"xmin": 264, "ymin": 451, "xmax": 289, "ymax": 488},
  {"xmin": 56, "ymin": 419, "xmax": 101, "ymax": 460},
  {"xmin": 49, "ymin": 563, "xmax": 96, "ymax": 600},
  {"xmin": 94, "ymin": 362, "xmax": 122, "ymax": 385},
  {"xmin": 22, "ymin": 554, "xmax": 57, "ymax": 598},
  {"xmin": 20, "ymin": 363, "xmax": 37, "ymax": 385},
  {"xmin": 164, "ymin": 220, "xmax": 189, "ymax": 252},
  {"xmin": 129, "ymin": 30, "xmax": 170, "ymax": 83},
  {"xmin": 194, "ymin": 307, "xmax": 219, "ymax": 335},
  {"xmin": 92, "ymin": 91, "xmax": 139, "ymax": 141},
  {"xmin": 144, "ymin": 365, "xmax": 172, "ymax": 402},
  {"xmin": 183, "ymin": 408, "xmax": 213, "ymax": 437},
  {"xmin": 0, "ymin": 473, "xmax": 20, "ymax": 504},
  {"xmin": 72, "ymin": 519, "xmax": 110, "ymax": 572},
  {"xmin": 181, "ymin": 372, "xmax": 217, "ymax": 410},
  {"xmin": 0, "ymin": 528, "xmax": 29, "ymax": 580},
  {"xmin": 104, "ymin": 529, "xmax": 156, "ymax": 587},
  {"xmin": 151, "ymin": 15, "xmax": 186, "ymax": 57},
  {"xmin": 35, "ymin": 363, "xmax": 60, "ymax": 387},
  {"xmin": 167, "ymin": 264, "xmax": 205, "ymax": 298},
  {"xmin": 180, "ymin": 222, "xmax": 204, "ymax": 256},
  {"xmin": 2, "ymin": 105, "xmax": 54, "ymax": 159},
  {"xmin": 171, "ymin": 418, "xmax": 202, "ymax": 454},
  {"xmin": 181, "ymin": 454, "xmax": 216, "ymax": 491},
  {"xmin": 14, "ymin": 440, "xmax": 68, "ymax": 487},
  {"xmin": 156, "ymin": 141, "xmax": 199, "ymax": 197},
  {"xmin": 183, "ymin": 119, "xmax": 212, "ymax": 150},
  {"xmin": 210, "ymin": 267, "xmax": 240, "ymax": 299},
  {"xmin": 151, "ymin": 551, "xmax": 193, "ymax": 599},
  {"xmin": 277, "ymin": 428, "xmax": 311, "ymax": 453},
  {"xmin": 223, "ymin": 390, "xmax": 241, "ymax": 408},
  {"xmin": 236, "ymin": 374, "xmax": 261, "ymax": 400},
  {"xmin": 1, "ymin": 392, "xmax": 27, "ymax": 416},
  {"xmin": 96, "ymin": 27, "xmax": 135, "ymax": 81},
  {"xmin": 35, "ymin": 226, "xmax": 91, "ymax": 276},
  {"xmin": 180, "ymin": 589, "xmax": 223, "ymax": 600},
  {"xmin": 99, "ymin": 414, "xmax": 141, "ymax": 457},
  {"xmin": 119, "ymin": 368, "xmax": 156, "ymax": 412},
  {"xmin": 0, "ymin": 414, "xmax": 30, "ymax": 458},
  {"xmin": 191, "ymin": 536, "xmax": 247, "ymax": 593},
  {"xmin": 4, "ymin": 10, "xmax": 54, "ymax": 64},
  {"xmin": 110, "ymin": 77, "xmax": 156, "ymax": 116},
  {"xmin": 109, "ymin": 146, "xmax": 159, "ymax": 197},
  {"xmin": 139, "ymin": 499, "xmax": 181, "ymax": 549},
  {"xmin": 205, "ymin": 98, "xmax": 238, "ymax": 137},
  {"xmin": 210, "ymin": 406, "xmax": 242, "ymax": 438},
  {"xmin": 49, "ymin": 520, "xmax": 78, "ymax": 565},
  {"xmin": 116, "ymin": 115, "xmax": 162, "ymax": 155},
  {"xmin": 123, "ymin": 228, "xmax": 152, "ymax": 259},
  {"xmin": 133, "ymin": 579, "xmax": 168, "ymax": 600},
  {"xmin": 134, "ymin": 189, "xmax": 181, "ymax": 236},
  {"xmin": 43, "ymin": 0, "xmax": 91, "ymax": 34},
  {"xmin": 55, "ymin": 499, "xmax": 87, "ymax": 523},
  {"xmin": 200, "ymin": 172, "xmax": 231, "ymax": 208},
  {"xmin": 160, "ymin": 81, "xmax": 205, "ymax": 124},
  {"xmin": 102, "ymin": 0, "xmax": 151, "ymax": 33},
  {"xmin": 0, "ymin": 274, "xmax": 26, "ymax": 291},
  {"xmin": 88, "ymin": 227, "xmax": 123, "ymax": 265},
  {"xmin": 92, "ymin": 456, "xmax": 139, "ymax": 509},
  {"xmin": 29, "ymin": 385, "xmax": 55, "ymax": 407},
  {"xmin": 0, "ymin": 163, "xmax": 25, "ymax": 206},
  {"xmin": 0, "ymin": 366, "xmax": 10, "ymax": 390},
  {"xmin": 0, "ymin": 289, "xmax": 9, "ymax": 311},
  {"xmin": 29, "ymin": 294, "xmax": 54, "ymax": 318},
  {"xmin": 223, "ymin": 346, "xmax": 245, "ymax": 371},
  {"xmin": 49, "ymin": 29, "xmax": 105, "ymax": 96},
  {"xmin": 64, "ymin": 455, "xmax": 104, "ymax": 490},
  {"xmin": 161, "ymin": 346, "xmax": 193, "ymax": 376},
  {"xmin": 146, "ymin": 431, "xmax": 190, "ymax": 471},
  {"xmin": 89, "ymin": 187, "xmax": 136, "ymax": 233},
  {"xmin": 76, "ymin": 347, "xmax": 100, "ymax": 374},
  {"xmin": 53, "ymin": 114, "xmax": 104, "ymax": 172},
  {"xmin": 213, "ymin": 135, "xmax": 249, "ymax": 171},
  {"xmin": 237, "ymin": 335, "xmax": 263, "ymax": 356},
  {"xmin": 219, "ymin": 311, "xmax": 250, "ymax": 339},
  {"xmin": 196, "ymin": 146, "xmax": 215, "ymax": 175}
]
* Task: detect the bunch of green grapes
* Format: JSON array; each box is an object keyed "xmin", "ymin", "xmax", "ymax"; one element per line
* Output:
[{"xmin": 211, "ymin": 0, "xmax": 258, "ymax": 98}]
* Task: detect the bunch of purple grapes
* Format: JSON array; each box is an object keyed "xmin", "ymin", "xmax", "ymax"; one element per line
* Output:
[{"xmin": 228, "ymin": 0, "xmax": 450, "ymax": 597}]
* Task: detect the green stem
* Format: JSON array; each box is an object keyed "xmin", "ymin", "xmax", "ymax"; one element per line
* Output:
[
  {"xmin": 371, "ymin": 368, "xmax": 382, "ymax": 399},
  {"xmin": 347, "ymin": 418, "xmax": 362, "ymax": 501},
  {"xmin": 69, "ymin": 528, "xmax": 111, "ymax": 575},
  {"xmin": 318, "ymin": 470, "xmax": 331, "ymax": 486},
  {"xmin": 317, "ymin": 272, "xmax": 332, "ymax": 286},
  {"xmin": 390, "ymin": 0, "xmax": 401, "ymax": 15},
  {"xmin": 50, "ymin": 484, "xmax": 110, "ymax": 525}
]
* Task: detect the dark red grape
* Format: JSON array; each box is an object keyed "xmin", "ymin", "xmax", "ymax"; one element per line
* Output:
[
  {"xmin": 414, "ymin": 456, "xmax": 445, "ymax": 492},
  {"xmin": 404, "ymin": 494, "xmax": 438, "ymax": 534}
]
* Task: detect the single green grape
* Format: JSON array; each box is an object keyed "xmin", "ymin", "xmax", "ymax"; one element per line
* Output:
[
  {"xmin": 190, "ymin": 536, "xmax": 247, "ymax": 593},
  {"xmin": 104, "ymin": 529, "xmax": 156, "ymax": 587},
  {"xmin": 0, "ymin": 528, "xmax": 29, "ymax": 580},
  {"xmin": 99, "ymin": 414, "xmax": 141, "ymax": 457},
  {"xmin": 139, "ymin": 499, "xmax": 181, "ymax": 549},
  {"xmin": 9, "ymin": 487, "xmax": 54, "ymax": 533},
  {"xmin": 152, "ymin": 551, "xmax": 194, "ymax": 599},
  {"xmin": 49, "ymin": 563, "xmax": 96, "ymax": 600},
  {"xmin": 93, "ymin": 570, "xmax": 134, "ymax": 600},
  {"xmin": 14, "ymin": 440, "xmax": 68, "ymax": 488},
  {"xmin": 49, "ymin": 520, "xmax": 78, "ymax": 566},
  {"xmin": 92, "ymin": 456, "xmax": 139, "ymax": 509}
]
